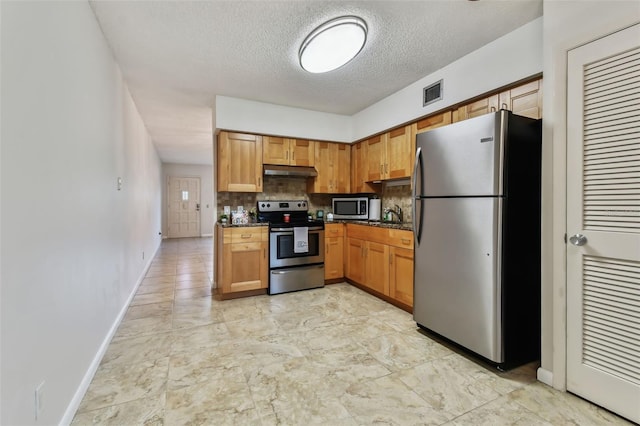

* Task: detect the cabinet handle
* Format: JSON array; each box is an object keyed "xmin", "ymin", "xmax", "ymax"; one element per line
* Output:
[
  {"xmin": 390, "ymin": 253, "xmax": 393, "ymax": 264},
  {"xmin": 380, "ymin": 164, "xmax": 383, "ymax": 175},
  {"xmin": 286, "ymin": 151, "xmax": 289, "ymax": 160},
  {"xmin": 292, "ymin": 151, "xmax": 295, "ymax": 160},
  {"xmin": 385, "ymin": 163, "xmax": 388, "ymax": 173},
  {"xmin": 258, "ymin": 177, "xmax": 261, "ymax": 187},
  {"xmin": 401, "ymin": 238, "xmax": 411, "ymax": 245},
  {"xmin": 241, "ymin": 234, "xmax": 252, "ymax": 239},
  {"xmin": 326, "ymin": 244, "xmax": 329, "ymax": 254},
  {"xmin": 264, "ymin": 248, "xmax": 266, "ymax": 259}
]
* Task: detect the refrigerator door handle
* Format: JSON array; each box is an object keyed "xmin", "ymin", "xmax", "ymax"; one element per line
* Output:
[{"xmin": 412, "ymin": 147, "xmax": 424, "ymax": 244}]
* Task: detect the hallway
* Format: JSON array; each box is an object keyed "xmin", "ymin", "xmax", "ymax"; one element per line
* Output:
[{"xmin": 72, "ymin": 238, "xmax": 631, "ymax": 425}]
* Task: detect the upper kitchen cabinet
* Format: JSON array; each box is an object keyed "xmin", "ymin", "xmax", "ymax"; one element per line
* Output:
[
  {"xmin": 366, "ymin": 124, "xmax": 414, "ymax": 182},
  {"xmin": 499, "ymin": 79, "xmax": 543, "ymax": 119},
  {"xmin": 351, "ymin": 142, "xmax": 378, "ymax": 194},
  {"xmin": 263, "ymin": 137, "xmax": 315, "ymax": 167},
  {"xmin": 308, "ymin": 141, "xmax": 350, "ymax": 194},
  {"xmin": 414, "ymin": 111, "xmax": 452, "ymax": 135},
  {"xmin": 217, "ymin": 131, "xmax": 263, "ymax": 192},
  {"xmin": 452, "ymin": 94, "xmax": 500, "ymax": 122},
  {"xmin": 453, "ymin": 78, "xmax": 542, "ymax": 122}
]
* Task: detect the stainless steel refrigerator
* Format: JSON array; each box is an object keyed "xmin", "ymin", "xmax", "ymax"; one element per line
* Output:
[{"xmin": 412, "ymin": 109, "xmax": 541, "ymax": 368}]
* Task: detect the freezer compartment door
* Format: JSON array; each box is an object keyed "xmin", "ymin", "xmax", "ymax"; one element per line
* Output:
[
  {"xmin": 416, "ymin": 111, "xmax": 505, "ymax": 197},
  {"xmin": 413, "ymin": 197, "xmax": 503, "ymax": 362}
]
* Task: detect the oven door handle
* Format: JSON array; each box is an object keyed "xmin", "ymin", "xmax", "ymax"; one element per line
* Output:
[
  {"xmin": 270, "ymin": 226, "xmax": 324, "ymax": 232},
  {"xmin": 271, "ymin": 265, "xmax": 324, "ymax": 274}
]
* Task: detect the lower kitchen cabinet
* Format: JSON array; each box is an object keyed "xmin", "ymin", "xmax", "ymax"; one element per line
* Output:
[
  {"xmin": 215, "ymin": 225, "xmax": 268, "ymax": 299},
  {"xmin": 345, "ymin": 236, "xmax": 366, "ymax": 284},
  {"xmin": 365, "ymin": 241, "xmax": 390, "ymax": 295},
  {"xmin": 324, "ymin": 223, "xmax": 344, "ymax": 281},
  {"xmin": 345, "ymin": 224, "xmax": 414, "ymax": 311},
  {"xmin": 389, "ymin": 246, "xmax": 414, "ymax": 307}
]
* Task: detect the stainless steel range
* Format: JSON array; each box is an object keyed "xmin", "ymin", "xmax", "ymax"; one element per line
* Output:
[{"xmin": 257, "ymin": 200, "xmax": 325, "ymax": 295}]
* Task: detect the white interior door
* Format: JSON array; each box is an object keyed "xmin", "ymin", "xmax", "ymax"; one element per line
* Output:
[
  {"xmin": 167, "ymin": 176, "xmax": 201, "ymax": 238},
  {"xmin": 566, "ymin": 23, "xmax": 640, "ymax": 424}
]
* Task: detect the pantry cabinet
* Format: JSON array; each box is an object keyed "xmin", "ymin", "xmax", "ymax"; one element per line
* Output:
[
  {"xmin": 215, "ymin": 225, "xmax": 268, "ymax": 299},
  {"xmin": 324, "ymin": 223, "xmax": 344, "ymax": 281},
  {"xmin": 365, "ymin": 125, "xmax": 414, "ymax": 182},
  {"xmin": 308, "ymin": 141, "xmax": 350, "ymax": 193},
  {"xmin": 263, "ymin": 137, "xmax": 315, "ymax": 167},
  {"xmin": 217, "ymin": 131, "xmax": 263, "ymax": 192}
]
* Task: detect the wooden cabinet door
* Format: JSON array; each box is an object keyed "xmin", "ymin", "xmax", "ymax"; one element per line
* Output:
[
  {"xmin": 222, "ymin": 240, "xmax": 267, "ymax": 293},
  {"xmin": 452, "ymin": 94, "xmax": 499, "ymax": 122},
  {"xmin": 263, "ymin": 136, "xmax": 292, "ymax": 165},
  {"xmin": 366, "ymin": 135, "xmax": 385, "ymax": 182},
  {"xmin": 415, "ymin": 111, "xmax": 452, "ymax": 134},
  {"xmin": 351, "ymin": 142, "xmax": 377, "ymax": 194},
  {"xmin": 325, "ymin": 236, "xmax": 344, "ymax": 280},
  {"xmin": 389, "ymin": 246, "xmax": 414, "ymax": 307},
  {"xmin": 385, "ymin": 125, "xmax": 414, "ymax": 179},
  {"xmin": 503, "ymin": 79, "xmax": 542, "ymax": 119},
  {"xmin": 290, "ymin": 139, "xmax": 315, "ymax": 167},
  {"xmin": 365, "ymin": 241, "xmax": 389, "ymax": 295},
  {"xmin": 217, "ymin": 132, "xmax": 263, "ymax": 192},
  {"xmin": 345, "ymin": 237, "xmax": 366, "ymax": 283},
  {"xmin": 334, "ymin": 143, "xmax": 351, "ymax": 193},
  {"xmin": 308, "ymin": 141, "xmax": 333, "ymax": 193}
]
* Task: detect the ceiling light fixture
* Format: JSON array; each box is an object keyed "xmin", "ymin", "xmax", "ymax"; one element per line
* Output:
[{"xmin": 299, "ymin": 16, "xmax": 367, "ymax": 74}]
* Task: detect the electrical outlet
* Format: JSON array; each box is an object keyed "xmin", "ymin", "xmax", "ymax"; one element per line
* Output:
[{"xmin": 35, "ymin": 381, "xmax": 45, "ymax": 420}]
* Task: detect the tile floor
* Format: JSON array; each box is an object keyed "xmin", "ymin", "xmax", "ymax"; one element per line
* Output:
[{"xmin": 72, "ymin": 237, "xmax": 632, "ymax": 425}]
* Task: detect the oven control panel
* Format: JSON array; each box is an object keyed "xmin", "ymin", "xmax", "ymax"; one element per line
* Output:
[{"xmin": 258, "ymin": 200, "xmax": 308, "ymax": 212}]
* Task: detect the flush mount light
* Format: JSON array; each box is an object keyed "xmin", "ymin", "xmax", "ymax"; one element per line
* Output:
[{"xmin": 299, "ymin": 16, "xmax": 367, "ymax": 73}]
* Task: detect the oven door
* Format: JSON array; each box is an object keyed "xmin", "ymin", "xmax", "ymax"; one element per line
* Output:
[{"xmin": 269, "ymin": 226, "xmax": 324, "ymax": 268}]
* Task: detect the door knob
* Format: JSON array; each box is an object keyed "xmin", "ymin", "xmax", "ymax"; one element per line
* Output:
[{"xmin": 569, "ymin": 234, "xmax": 587, "ymax": 246}]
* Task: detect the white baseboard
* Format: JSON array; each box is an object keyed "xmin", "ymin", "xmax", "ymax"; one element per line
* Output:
[
  {"xmin": 59, "ymin": 241, "xmax": 161, "ymax": 425},
  {"xmin": 201, "ymin": 233, "xmax": 213, "ymax": 237},
  {"xmin": 537, "ymin": 367, "xmax": 554, "ymax": 387}
]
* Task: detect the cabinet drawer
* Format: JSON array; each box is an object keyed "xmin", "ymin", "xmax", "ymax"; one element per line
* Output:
[
  {"xmin": 387, "ymin": 229, "xmax": 414, "ymax": 249},
  {"xmin": 228, "ymin": 227, "xmax": 267, "ymax": 243},
  {"xmin": 347, "ymin": 224, "xmax": 387, "ymax": 244},
  {"xmin": 325, "ymin": 223, "xmax": 344, "ymax": 237}
]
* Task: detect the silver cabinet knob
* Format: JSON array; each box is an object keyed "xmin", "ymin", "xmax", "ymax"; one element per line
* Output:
[{"xmin": 569, "ymin": 234, "xmax": 588, "ymax": 246}]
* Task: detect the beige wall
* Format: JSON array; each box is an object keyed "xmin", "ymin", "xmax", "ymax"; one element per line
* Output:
[{"xmin": 1, "ymin": 2, "xmax": 163, "ymax": 424}]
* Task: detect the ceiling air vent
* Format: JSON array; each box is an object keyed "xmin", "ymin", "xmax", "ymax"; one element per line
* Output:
[{"xmin": 423, "ymin": 79, "xmax": 443, "ymax": 107}]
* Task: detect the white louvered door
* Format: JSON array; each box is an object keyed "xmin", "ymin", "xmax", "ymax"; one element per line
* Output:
[{"xmin": 566, "ymin": 23, "xmax": 640, "ymax": 423}]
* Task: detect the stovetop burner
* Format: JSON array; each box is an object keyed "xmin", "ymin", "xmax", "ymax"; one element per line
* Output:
[{"xmin": 257, "ymin": 200, "xmax": 324, "ymax": 229}]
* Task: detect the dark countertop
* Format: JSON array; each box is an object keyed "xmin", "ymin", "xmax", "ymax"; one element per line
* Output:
[
  {"xmin": 217, "ymin": 222, "xmax": 268, "ymax": 228},
  {"xmin": 216, "ymin": 220, "xmax": 412, "ymax": 231},
  {"xmin": 327, "ymin": 219, "xmax": 413, "ymax": 231}
]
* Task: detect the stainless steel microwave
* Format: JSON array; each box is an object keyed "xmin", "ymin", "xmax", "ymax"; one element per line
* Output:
[{"xmin": 332, "ymin": 197, "xmax": 369, "ymax": 220}]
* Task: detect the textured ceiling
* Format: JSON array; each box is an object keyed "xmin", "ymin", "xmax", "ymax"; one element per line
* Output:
[{"xmin": 89, "ymin": 0, "xmax": 543, "ymax": 165}]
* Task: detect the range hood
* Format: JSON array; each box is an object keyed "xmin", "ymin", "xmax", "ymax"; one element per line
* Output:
[{"xmin": 263, "ymin": 164, "xmax": 318, "ymax": 177}]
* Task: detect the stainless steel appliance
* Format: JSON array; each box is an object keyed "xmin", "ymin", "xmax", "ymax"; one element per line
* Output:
[
  {"xmin": 332, "ymin": 197, "xmax": 369, "ymax": 220},
  {"xmin": 412, "ymin": 109, "xmax": 542, "ymax": 368},
  {"xmin": 257, "ymin": 200, "xmax": 325, "ymax": 295}
]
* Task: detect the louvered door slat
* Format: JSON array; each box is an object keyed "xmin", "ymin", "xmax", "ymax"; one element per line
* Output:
[{"xmin": 582, "ymin": 254, "xmax": 640, "ymax": 386}]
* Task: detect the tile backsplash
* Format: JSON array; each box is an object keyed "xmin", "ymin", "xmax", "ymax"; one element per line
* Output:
[
  {"xmin": 381, "ymin": 183, "xmax": 412, "ymax": 223},
  {"xmin": 217, "ymin": 176, "xmax": 332, "ymax": 216},
  {"xmin": 216, "ymin": 176, "xmax": 412, "ymax": 222}
]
